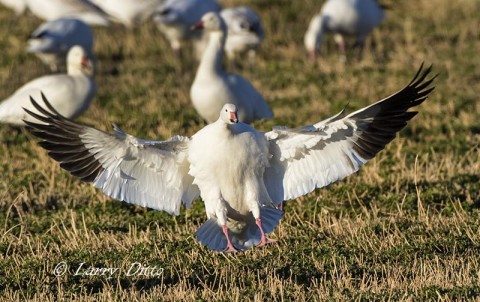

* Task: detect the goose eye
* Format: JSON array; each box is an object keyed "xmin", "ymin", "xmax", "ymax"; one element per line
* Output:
[{"xmin": 225, "ymin": 109, "xmax": 228, "ymax": 112}]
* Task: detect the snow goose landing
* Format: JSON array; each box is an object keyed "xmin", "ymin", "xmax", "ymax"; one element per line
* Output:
[
  {"xmin": 0, "ymin": 46, "xmax": 95, "ymax": 126},
  {"xmin": 190, "ymin": 12, "xmax": 272, "ymax": 124},
  {"xmin": 24, "ymin": 65, "xmax": 435, "ymax": 252},
  {"xmin": 27, "ymin": 18, "xmax": 94, "ymax": 72},
  {"xmin": 304, "ymin": 0, "xmax": 385, "ymax": 61}
]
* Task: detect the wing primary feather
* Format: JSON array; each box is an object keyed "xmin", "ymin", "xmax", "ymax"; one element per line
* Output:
[
  {"xmin": 75, "ymin": 165, "xmax": 104, "ymax": 182},
  {"xmin": 40, "ymin": 92, "xmax": 63, "ymax": 117},
  {"xmin": 408, "ymin": 62, "xmax": 427, "ymax": 86},
  {"xmin": 23, "ymin": 107, "xmax": 54, "ymax": 125},
  {"xmin": 24, "ymin": 95, "xmax": 106, "ymax": 183},
  {"xmin": 48, "ymin": 149, "xmax": 93, "ymax": 162},
  {"xmin": 264, "ymin": 64, "xmax": 436, "ymax": 204},
  {"xmin": 348, "ymin": 65, "xmax": 435, "ymax": 159},
  {"xmin": 38, "ymin": 141, "xmax": 87, "ymax": 153},
  {"xmin": 25, "ymin": 94, "xmax": 199, "ymax": 215}
]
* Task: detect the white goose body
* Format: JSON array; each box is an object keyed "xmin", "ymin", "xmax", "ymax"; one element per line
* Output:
[
  {"xmin": 26, "ymin": 0, "xmax": 111, "ymax": 26},
  {"xmin": 189, "ymin": 118, "xmax": 278, "ymax": 249},
  {"xmin": 89, "ymin": 0, "xmax": 161, "ymax": 28},
  {"xmin": 0, "ymin": 46, "xmax": 95, "ymax": 125},
  {"xmin": 27, "ymin": 18, "xmax": 94, "ymax": 71},
  {"xmin": 190, "ymin": 12, "xmax": 272, "ymax": 124},
  {"xmin": 188, "ymin": 115, "xmax": 271, "ymax": 233},
  {"xmin": 24, "ymin": 65, "xmax": 435, "ymax": 252}
]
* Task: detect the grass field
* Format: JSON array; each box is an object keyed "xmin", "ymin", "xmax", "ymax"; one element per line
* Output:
[{"xmin": 0, "ymin": 0, "xmax": 479, "ymax": 300}]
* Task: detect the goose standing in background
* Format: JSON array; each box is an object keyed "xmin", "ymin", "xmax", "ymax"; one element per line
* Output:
[
  {"xmin": 0, "ymin": 46, "xmax": 96, "ymax": 126},
  {"xmin": 27, "ymin": 18, "xmax": 94, "ymax": 72},
  {"xmin": 26, "ymin": 0, "xmax": 111, "ymax": 26},
  {"xmin": 88, "ymin": 0, "xmax": 163, "ymax": 28},
  {"xmin": 25, "ymin": 65, "xmax": 435, "ymax": 252},
  {"xmin": 190, "ymin": 12, "xmax": 272, "ymax": 124},
  {"xmin": 0, "ymin": 0, "xmax": 27, "ymax": 15},
  {"xmin": 152, "ymin": 0, "xmax": 221, "ymax": 58},
  {"xmin": 221, "ymin": 6, "xmax": 264, "ymax": 64},
  {"xmin": 304, "ymin": 0, "xmax": 385, "ymax": 61}
]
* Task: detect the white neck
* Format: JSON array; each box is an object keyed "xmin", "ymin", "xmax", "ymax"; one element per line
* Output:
[
  {"xmin": 214, "ymin": 117, "xmax": 235, "ymax": 133},
  {"xmin": 197, "ymin": 31, "xmax": 225, "ymax": 78},
  {"xmin": 305, "ymin": 15, "xmax": 325, "ymax": 51},
  {"xmin": 68, "ymin": 64, "xmax": 93, "ymax": 77},
  {"xmin": 68, "ymin": 66, "xmax": 82, "ymax": 76}
]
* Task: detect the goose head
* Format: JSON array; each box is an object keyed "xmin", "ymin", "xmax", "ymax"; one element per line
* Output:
[
  {"xmin": 219, "ymin": 104, "xmax": 238, "ymax": 124},
  {"xmin": 191, "ymin": 11, "xmax": 226, "ymax": 33},
  {"xmin": 67, "ymin": 45, "xmax": 94, "ymax": 76}
]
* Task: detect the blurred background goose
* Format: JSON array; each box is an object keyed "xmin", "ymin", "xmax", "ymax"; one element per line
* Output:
[
  {"xmin": 0, "ymin": 0, "xmax": 27, "ymax": 16},
  {"xmin": 26, "ymin": 0, "xmax": 111, "ymax": 26},
  {"xmin": 89, "ymin": 0, "xmax": 163, "ymax": 28},
  {"xmin": 27, "ymin": 18, "xmax": 94, "ymax": 72},
  {"xmin": 152, "ymin": 0, "xmax": 221, "ymax": 59},
  {"xmin": 304, "ymin": 0, "xmax": 385, "ymax": 61},
  {"xmin": 0, "ymin": 46, "xmax": 96, "ymax": 125},
  {"xmin": 190, "ymin": 12, "xmax": 272, "ymax": 124},
  {"xmin": 220, "ymin": 6, "xmax": 264, "ymax": 64}
]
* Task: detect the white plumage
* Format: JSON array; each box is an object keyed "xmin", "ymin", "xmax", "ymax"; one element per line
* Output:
[
  {"xmin": 25, "ymin": 65, "xmax": 435, "ymax": 252},
  {"xmin": 152, "ymin": 0, "xmax": 221, "ymax": 58},
  {"xmin": 152, "ymin": 1, "xmax": 263, "ymax": 63},
  {"xmin": 220, "ymin": 6, "xmax": 264, "ymax": 62},
  {"xmin": 0, "ymin": 46, "xmax": 96, "ymax": 126},
  {"xmin": 26, "ymin": 0, "xmax": 111, "ymax": 26},
  {"xmin": 190, "ymin": 12, "xmax": 272, "ymax": 124},
  {"xmin": 0, "ymin": 0, "xmax": 27, "ymax": 15},
  {"xmin": 27, "ymin": 18, "xmax": 94, "ymax": 71},
  {"xmin": 88, "ymin": 0, "xmax": 163, "ymax": 28},
  {"xmin": 304, "ymin": 0, "xmax": 385, "ymax": 60}
]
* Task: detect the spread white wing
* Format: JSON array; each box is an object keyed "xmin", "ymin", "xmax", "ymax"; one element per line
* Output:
[
  {"xmin": 264, "ymin": 64, "xmax": 436, "ymax": 205},
  {"xmin": 24, "ymin": 94, "xmax": 199, "ymax": 215}
]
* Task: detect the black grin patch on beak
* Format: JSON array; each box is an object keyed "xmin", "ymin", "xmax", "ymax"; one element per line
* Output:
[{"xmin": 230, "ymin": 119, "xmax": 238, "ymax": 123}]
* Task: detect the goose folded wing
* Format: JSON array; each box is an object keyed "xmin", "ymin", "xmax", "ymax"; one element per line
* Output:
[
  {"xmin": 263, "ymin": 64, "xmax": 436, "ymax": 205},
  {"xmin": 24, "ymin": 94, "xmax": 199, "ymax": 215}
]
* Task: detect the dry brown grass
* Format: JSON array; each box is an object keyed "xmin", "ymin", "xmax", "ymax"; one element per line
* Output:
[{"xmin": 0, "ymin": 0, "xmax": 479, "ymax": 300}]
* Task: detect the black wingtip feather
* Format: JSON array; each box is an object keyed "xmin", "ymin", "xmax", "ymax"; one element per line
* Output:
[
  {"xmin": 350, "ymin": 64, "xmax": 436, "ymax": 160},
  {"xmin": 408, "ymin": 62, "xmax": 425, "ymax": 85},
  {"xmin": 23, "ymin": 107, "xmax": 52, "ymax": 125},
  {"xmin": 40, "ymin": 92, "xmax": 64, "ymax": 118},
  {"xmin": 24, "ymin": 93, "xmax": 105, "ymax": 184},
  {"xmin": 48, "ymin": 149, "xmax": 94, "ymax": 163},
  {"xmin": 39, "ymin": 141, "xmax": 88, "ymax": 153},
  {"xmin": 409, "ymin": 63, "xmax": 432, "ymax": 87}
]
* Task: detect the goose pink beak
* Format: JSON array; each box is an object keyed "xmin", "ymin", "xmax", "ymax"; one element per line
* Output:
[
  {"xmin": 191, "ymin": 20, "xmax": 204, "ymax": 30},
  {"xmin": 229, "ymin": 111, "xmax": 238, "ymax": 123},
  {"xmin": 81, "ymin": 56, "xmax": 90, "ymax": 68}
]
